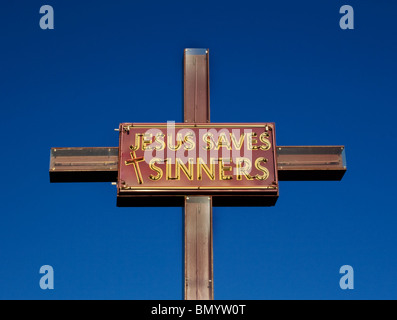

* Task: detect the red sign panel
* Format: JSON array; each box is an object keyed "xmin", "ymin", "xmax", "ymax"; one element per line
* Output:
[{"xmin": 117, "ymin": 123, "xmax": 278, "ymax": 206}]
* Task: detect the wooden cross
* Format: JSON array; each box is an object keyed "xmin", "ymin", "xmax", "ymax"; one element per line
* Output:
[{"xmin": 49, "ymin": 49, "xmax": 346, "ymax": 300}]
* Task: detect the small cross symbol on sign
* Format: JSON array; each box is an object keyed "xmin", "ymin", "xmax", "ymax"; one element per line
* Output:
[{"xmin": 125, "ymin": 151, "xmax": 145, "ymax": 184}]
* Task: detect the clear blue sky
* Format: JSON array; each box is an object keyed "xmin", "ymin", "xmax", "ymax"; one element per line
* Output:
[{"xmin": 0, "ymin": 0, "xmax": 396, "ymax": 300}]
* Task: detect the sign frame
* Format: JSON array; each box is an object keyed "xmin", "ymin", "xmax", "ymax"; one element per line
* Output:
[{"xmin": 117, "ymin": 122, "xmax": 279, "ymax": 207}]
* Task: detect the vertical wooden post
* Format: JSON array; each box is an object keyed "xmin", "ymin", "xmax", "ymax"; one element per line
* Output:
[{"xmin": 184, "ymin": 48, "xmax": 214, "ymax": 300}]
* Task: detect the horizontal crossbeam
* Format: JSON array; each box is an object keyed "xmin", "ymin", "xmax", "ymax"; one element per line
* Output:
[
  {"xmin": 49, "ymin": 146, "xmax": 346, "ymax": 182},
  {"xmin": 277, "ymin": 145, "xmax": 346, "ymax": 181},
  {"xmin": 49, "ymin": 147, "xmax": 118, "ymax": 182}
]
